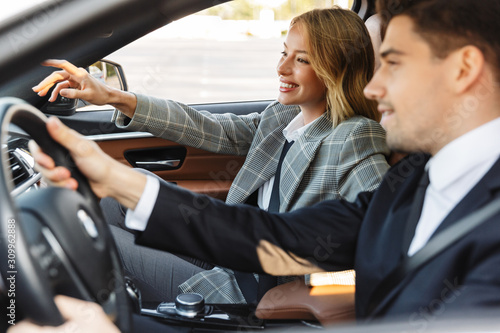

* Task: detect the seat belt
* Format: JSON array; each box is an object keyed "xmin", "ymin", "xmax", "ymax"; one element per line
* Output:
[
  {"xmin": 233, "ymin": 271, "xmax": 259, "ymax": 304},
  {"xmin": 367, "ymin": 196, "xmax": 500, "ymax": 318},
  {"xmin": 234, "ymin": 141, "xmax": 293, "ymax": 304}
]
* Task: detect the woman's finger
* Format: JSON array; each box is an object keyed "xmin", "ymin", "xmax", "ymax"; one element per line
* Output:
[
  {"xmin": 32, "ymin": 70, "xmax": 70, "ymax": 95},
  {"xmin": 49, "ymin": 81, "xmax": 73, "ymax": 102},
  {"xmin": 41, "ymin": 59, "xmax": 83, "ymax": 76}
]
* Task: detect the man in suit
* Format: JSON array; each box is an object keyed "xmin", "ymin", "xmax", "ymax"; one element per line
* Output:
[{"xmin": 22, "ymin": 0, "xmax": 500, "ymax": 331}]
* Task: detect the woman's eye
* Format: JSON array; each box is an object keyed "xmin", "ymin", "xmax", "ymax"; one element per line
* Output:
[
  {"xmin": 281, "ymin": 51, "xmax": 287, "ymax": 57},
  {"xmin": 298, "ymin": 58, "xmax": 310, "ymax": 64}
]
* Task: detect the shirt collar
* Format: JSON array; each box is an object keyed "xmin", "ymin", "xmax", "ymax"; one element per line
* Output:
[
  {"xmin": 427, "ymin": 117, "xmax": 500, "ymax": 191},
  {"xmin": 282, "ymin": 112, "xmax": 316, "ymax": 142}
]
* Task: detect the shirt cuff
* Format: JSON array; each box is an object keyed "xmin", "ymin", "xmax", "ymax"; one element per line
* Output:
[{"xmin": 124, "ymin": 175, "xmax": 160, "ymax": 231}]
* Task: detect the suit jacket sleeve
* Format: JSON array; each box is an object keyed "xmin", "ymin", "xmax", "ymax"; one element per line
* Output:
[
  {"xmin": 115, "ymin": 93, "xmax": 264, "ymax": 155},
  {"xmin": 135, "ymin": 180, "xmax": 372, "ymax": 276}
]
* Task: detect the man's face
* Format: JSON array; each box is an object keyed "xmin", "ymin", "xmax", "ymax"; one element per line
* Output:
[{"xmin": 364, "ymin": 16, "xmax": 456, "ymax": 155}]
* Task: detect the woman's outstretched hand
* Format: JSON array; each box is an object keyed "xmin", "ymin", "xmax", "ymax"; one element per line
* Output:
[
  {"xmin": 32, "ymin": 59, "xmax": 137, "ymax": 117},
  {"xmin": 32, "ymin": 59, "xmax": 112, "ymax": 105}
]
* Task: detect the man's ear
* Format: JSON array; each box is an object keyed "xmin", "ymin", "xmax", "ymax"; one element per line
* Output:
[{"xmin": 452, "ymin": 45, "xmax": 485, "ymax": 94}]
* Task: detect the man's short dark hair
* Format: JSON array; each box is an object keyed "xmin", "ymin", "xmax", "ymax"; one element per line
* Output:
[
  {"xmin": 376, "ymin": 0, "xmax": 413, "ymax": 39},
  {"xmin": 389, "ymin": 0, "xmax": 500, "ymax": 81}
]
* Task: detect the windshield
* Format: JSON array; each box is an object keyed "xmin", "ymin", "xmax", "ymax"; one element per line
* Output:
[{"xmin": 0, "ymin": 0, "xmax": 51, "ymax": 23}]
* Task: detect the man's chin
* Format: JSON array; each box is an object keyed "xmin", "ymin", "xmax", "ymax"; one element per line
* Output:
[
  {"xmin": 386, "ymin": 136, "xmax": 412, "ymax": 154},
  {"xmin": 387, "ymin": 138, "xmax": 428, "ymax": 156}
]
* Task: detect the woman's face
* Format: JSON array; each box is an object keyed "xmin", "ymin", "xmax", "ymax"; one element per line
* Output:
[{"xmin": 276, "ymin": 23, "xmax": 327, "ymax": 116}]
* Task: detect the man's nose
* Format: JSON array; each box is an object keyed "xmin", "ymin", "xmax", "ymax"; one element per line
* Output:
[{"xmin": 364, "ymin": 70, "xmax": 384, "ymax": 101}]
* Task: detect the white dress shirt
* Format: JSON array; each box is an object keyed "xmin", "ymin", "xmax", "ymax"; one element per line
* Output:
[
  {"xmin": 407, "ymin": 117, "xmax": 500, "ymax": 255},
  {"xmin": 124, "ymin": 174, "xmax": 160, "ymax": 231}
]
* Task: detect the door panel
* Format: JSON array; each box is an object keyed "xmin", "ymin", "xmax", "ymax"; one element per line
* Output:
[
  {"xmin": 73, "ymin": 100, "xmax": 270, "ymax": 200},
  {"xmin": 96, "ymin": 136, "xmax": 245, "ymax": 200}
]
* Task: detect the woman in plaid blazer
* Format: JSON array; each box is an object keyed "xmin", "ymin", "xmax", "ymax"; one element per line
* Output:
[
  {"xmin": 36, "ymin": 8, "xmax": 390, "ymax": 303},
  {"xmin": 110, "ymin": 7, "xmax": 390, "ymax": 304}
]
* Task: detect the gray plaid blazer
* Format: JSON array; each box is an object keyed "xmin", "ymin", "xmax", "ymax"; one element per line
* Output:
[
  {"xmin": 116, "ymin": 94, "xmax": 390, "ymax": 302},
  {"xmin": 116, "ymin": 95, "xmax": 390, "ymax": 209}
]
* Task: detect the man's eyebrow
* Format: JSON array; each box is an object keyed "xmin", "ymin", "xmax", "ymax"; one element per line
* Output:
[{"xmin": 380, "ymin": 48, "xmax": 406, "ymax": 58}]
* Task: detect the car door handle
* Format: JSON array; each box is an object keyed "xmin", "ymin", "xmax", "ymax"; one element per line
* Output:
[
  {"xmin": 136, "ymin": 159, "xmax": 181, "ymax": 167},
  {"xmin": 125, "ymin": 147, "xmax": 186, "ymax": 171}
]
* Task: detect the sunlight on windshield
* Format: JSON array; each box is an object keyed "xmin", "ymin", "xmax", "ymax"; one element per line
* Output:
[
  {"xmin": 0, "ymin": 0, "xmax": 49, "ymax": 23},
  {"xmin": 1, "ymin": 0, "xmax": 353, "ymax": 104},
  {"xmin": 108, "ymin": 0, "xmax": 353, "ymax": 104}
]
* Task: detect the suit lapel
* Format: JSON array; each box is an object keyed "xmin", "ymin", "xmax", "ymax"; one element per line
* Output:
[
  {"xmin": 227, "ymin": 112, "xmax": 334, "ymax": 209},
  {"xmin": 279, "ymin": 114, "xmax": 333, "ymax": 211},
  {"xmin": 226, "ymin": 124, "xmax": 288, "ymax": 205},
  {"xmin": 278, "ymin": 138, "xmax": 320, "ymax": 211},
  {"xmin": 225, "ymin": 104, "xmax": 301, "ymax": 205}
]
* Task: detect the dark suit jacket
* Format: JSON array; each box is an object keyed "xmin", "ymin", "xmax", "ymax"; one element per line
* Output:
[{"xmin": 136, "ymin": 153, "xmax": 500, "ymax": 320}]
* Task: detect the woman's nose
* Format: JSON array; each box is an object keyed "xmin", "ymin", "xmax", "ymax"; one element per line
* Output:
[{"xmin": 277, "ymin": 57, "xmax": 292, "ymax": 76}]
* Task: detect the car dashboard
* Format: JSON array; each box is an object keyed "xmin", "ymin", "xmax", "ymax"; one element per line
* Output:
[{"xmin": 3, "ymin": 126, "xmax": 41, "ymax": 197}]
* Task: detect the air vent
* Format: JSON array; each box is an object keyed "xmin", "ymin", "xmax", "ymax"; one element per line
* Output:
[{"xmin": 7, "ymin": 149, "xmax": 32, "ymax": 187}]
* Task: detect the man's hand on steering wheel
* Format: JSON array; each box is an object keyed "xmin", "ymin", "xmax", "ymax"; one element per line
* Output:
[
  {"xmin": 30, "ymin": 116, "xmax": 147, "ymax": 210},
  {"xmin": 7, "ymin": 296, "xmax": 120, "ymax": 333}
]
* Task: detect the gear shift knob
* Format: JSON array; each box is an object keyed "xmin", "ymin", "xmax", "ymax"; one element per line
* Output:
[{"xmin": 174, "ymin": 293, "xmax": 205, "ymax": 318}]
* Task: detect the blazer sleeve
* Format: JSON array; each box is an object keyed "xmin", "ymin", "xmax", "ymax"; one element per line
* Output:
[
  {"xmin": 135, "ymin": 180, "xmax": 373, "ymax": 276},
  {"xmin": 115, "ymin": 93, "xmax": 263, "ymax": 155},
  {"xmin": 336, "ymin": 118, "xmax": 390, "ymax": 202}
]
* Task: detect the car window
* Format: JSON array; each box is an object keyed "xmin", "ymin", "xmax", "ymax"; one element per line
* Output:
[
  {"xmin": 106, "ymin": 0, "xmax": 353, "ymax": 105},
  {"xmin": 0, "ymin": 0, "xmax": 50, "ymax": 22}
]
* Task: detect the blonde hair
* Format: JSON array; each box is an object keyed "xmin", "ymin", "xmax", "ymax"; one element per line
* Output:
[{"xmin": 291, "ymin": 7, "xmax": 380, "ymax": 126}]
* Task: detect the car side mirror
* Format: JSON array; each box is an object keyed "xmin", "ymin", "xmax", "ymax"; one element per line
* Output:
[
  {"xmin": 88, "ymin": 60, "xmax": 128, "ymax": 92},
  {"xmin": 41, "ymin": 60, "xmax": 128, "ymax": 116}
]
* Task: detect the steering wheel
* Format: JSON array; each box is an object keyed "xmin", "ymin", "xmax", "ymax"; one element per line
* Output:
[{"xmin": 0, "ymin": 98, "xmax": 132, "ymax": 332}]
